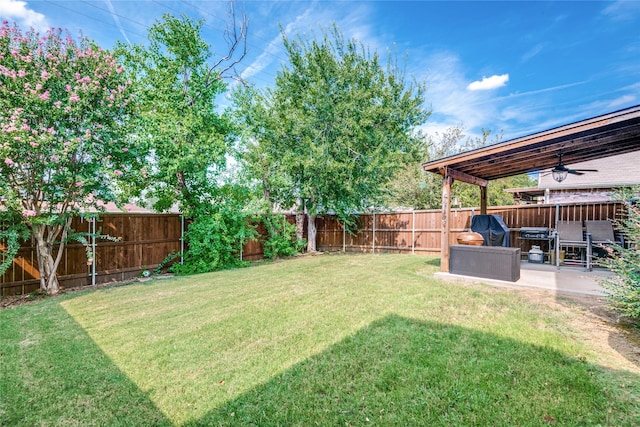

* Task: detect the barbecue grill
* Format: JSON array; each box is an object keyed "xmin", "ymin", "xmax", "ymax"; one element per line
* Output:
[{"xmin": 519, "ymin": 227, "xmax": 550, "ymax": 239}]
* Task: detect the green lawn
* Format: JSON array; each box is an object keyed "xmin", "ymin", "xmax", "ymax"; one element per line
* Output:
[{"xmin": 1, "ymin": 254, "xmax": 639, "ymax": 426}]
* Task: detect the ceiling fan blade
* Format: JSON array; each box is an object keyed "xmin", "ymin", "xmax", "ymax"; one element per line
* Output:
[
  {"xmin": 573, "ymin": 169, "xmax": 598, "ymax": 172},
  {"xmin": 567, "ymin": 170, "xmax": 584, "ymax": 175}
]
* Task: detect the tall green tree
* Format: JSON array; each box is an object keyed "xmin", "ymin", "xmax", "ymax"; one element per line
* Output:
[
  {"xmin": 116, "ymin": 8, "xmax": 247, "ymax": 216},
  {"xmin": 385, "ymin": 125, "xmax": 536, "ymax": 209},
  {"xmin": 236, "ymin": 26, "xmax": 429, "ymax": 251},
  {"xmin": 0, "ymin": 21, "xmax": 143, "ymax": 294}
]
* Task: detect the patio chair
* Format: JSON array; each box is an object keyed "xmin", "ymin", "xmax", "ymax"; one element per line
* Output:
[
  {"xmin": 555, "ymin": 221, "xmax": 588, "ymax": 267},
  {"xmin": 584, "ymin": 220, "xmax": 622, "ymax": 246}
]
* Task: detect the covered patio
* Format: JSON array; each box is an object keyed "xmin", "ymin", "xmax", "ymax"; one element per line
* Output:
[
  {"xmin": 438, "ymin": 260, "xmax": 611, "ymax": 297},
  {"xmin": 422, "ymin": 105, "xmax": 640, "ymax": 280}
]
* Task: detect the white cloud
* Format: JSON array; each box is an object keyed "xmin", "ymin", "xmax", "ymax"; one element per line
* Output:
[
  {"xmin": 521, "ymin": 43, "xmax": 543, "ymax": 63},
  {"xmin": 415, "ymin": 52, "xmax": 496, "ymax": 139},
  {"xmin": 104, "ymin": 0, "xmax": 130, "ymax": 45},
  {"xmin": 240, "ymin": 7, "xmax": 315, "ymax": 81},
  {"xmin": 241, "ymin": 2, "xmax": 377, "ymax": 84},
  {"xmin": 467, "ymin": 74, "xmax": 509, "ymax": 91},
  {"xmin": 608, "ymin": 94, "xmax": 636, "ymax": 108},
  {"xmin": 0, "ymin": 0, "xmax": 49, "ymax": 32},
  {"xmin": 601, "ymin": 0, "xmax": 640, "ymax": 21}
]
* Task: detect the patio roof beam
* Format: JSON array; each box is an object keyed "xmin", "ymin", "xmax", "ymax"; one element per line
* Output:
[{"xmin": 441, "ymin": 167, "xmax": 488, "ymax": 187}]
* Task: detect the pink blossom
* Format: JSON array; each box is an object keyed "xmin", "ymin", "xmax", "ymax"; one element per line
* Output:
[
  {"xmin": 53, "ymin": 101, "xmax": 62, "ymax": 108},
  {"xmin": 122, "ymin": 147, "xmax": 128, "ymax": 152},
  {"xmin": 30, "ymin": 142, "xmax": 39, "ymax": 148},
  {"xmin": 41, "ymin": 70, "xmax": 49, "ymax": 79},
  {"xmin": 113, "ymin": 169, "xmax": 123, "ymax": 176},
  {"xmin": 17, "ymin": 70, "xmax": 26, "ymax": 77},
  {"xmin": 75, "ymin": 181, "xmax": 83, "ymax": 187},
  {"xmin": 4, "ymin": 158, "xmax": 14, "ymax": 165},
  {"xmin": 69, "ymin": 94, "xmax": 80, "ymax": 102},
  {"xmin": 39, "ymin": 91, "xmax": 50, "ymax": 100},
  {"xmin": 22, "ymin": 209, "xmax": 36, "ymax": 218}
]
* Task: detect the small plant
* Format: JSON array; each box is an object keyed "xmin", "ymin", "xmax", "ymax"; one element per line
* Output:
[
  {"xmin": 262, "ymin": 214, "xmax": 306, "ymax": 260},
  {"xmin": 154, "ymin": 252, "xmax": 180, "ymax": 275}
]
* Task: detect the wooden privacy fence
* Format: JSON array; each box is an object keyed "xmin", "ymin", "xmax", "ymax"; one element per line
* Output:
[
  {"xmin": 316, "ymin": 201, "xmax": 626, "ymax": 256},
  {"xmin": 1, "ymin": 202, "xmax": 626, "ymax": 296},
  {"xmin": 0, "ymin": 213, "xmax": 302, "ymax": 296},
  {"xmin": 1, "ymin": 213, "xmax": 183, "ymax": 297}
]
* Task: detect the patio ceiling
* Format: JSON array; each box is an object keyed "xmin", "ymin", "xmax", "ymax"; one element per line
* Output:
[{"xmin": 422, "ymin": 105, "xmax": 640, "ymax": 183}]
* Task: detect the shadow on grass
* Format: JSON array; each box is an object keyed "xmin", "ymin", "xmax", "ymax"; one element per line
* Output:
[
  {"xmin": 186, "ymin": 314, "xmax": 634, "ymax": 427},
  {"xmin": 423, "ymin": 257, "xmax": 441, "ymax": 267},
  {"xmin": 0, "ymin": 301, "xmax": 172, "ymax": 426},
  {"xmin": 3, "ymin": 300, "xmax": 637, "ymax": 426}
]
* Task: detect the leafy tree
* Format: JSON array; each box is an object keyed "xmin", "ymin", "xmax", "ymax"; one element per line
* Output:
[
  {"xmin": 116, "ymin": 9, "xmax": 254, "ymax": 273},
  {"xmin": 116, "ymin": 9, "xmax": 247, "ymax": 216},
  {"xmin": 385, "ymin": 125, "xmax": 535, "ymax": 209},
  {"xmin": 233, "ymin": 87, "xmax": 293, "ymax": 214},
  {"xmin": 0, "ymin": 21, "xmax": 144, "ymax": 294},
  {"xmin": 236, "ymin": 25, "xmax": 429, "ymax": 251}
]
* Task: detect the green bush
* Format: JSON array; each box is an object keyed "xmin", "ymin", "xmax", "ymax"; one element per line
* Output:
[
  {"xmin": 262, "ymin": 214, "xmax": 306, "ymax": 260},
  {"xmin": 0, "ymin": 210, "xmax": 29, "ymax": 277},
  {"xmin": 600, "ymin": 193, "xmax": 640, "ymax": 324},
  {"xmin": 172, "ymin": 208, "xmax": 257, "ymax": 275}
]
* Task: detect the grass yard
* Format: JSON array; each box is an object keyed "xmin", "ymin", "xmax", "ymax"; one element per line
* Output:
[{"xmin": 1, "ymin": 254, "xmax": 639, "ymax": 426}]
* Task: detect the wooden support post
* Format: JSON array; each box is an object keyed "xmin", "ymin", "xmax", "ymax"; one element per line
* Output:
[
  {"xmin": 480, "ymin": 185, "xmax": 488, "ymax": 215},
  {"xmin": 441, "ymin": 173, "xmax": 453, "ymax": 272}
]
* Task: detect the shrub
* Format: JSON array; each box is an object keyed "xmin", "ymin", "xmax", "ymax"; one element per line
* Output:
[
  {"xmin": 262, "ymin": 214, "xmax": 306, "ymax": 260},
  {"xmin": 172, "ymin": 208, "xmax": 257, "ymax": 275},
  {"xmin": 600, "ymin": 191, "xmax": 640, "ymax": 324}
]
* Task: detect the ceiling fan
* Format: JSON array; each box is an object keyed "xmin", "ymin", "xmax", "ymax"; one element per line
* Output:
[{"xmin": 547, "ymin": 153, "xmax": 598, "ymax": 182}]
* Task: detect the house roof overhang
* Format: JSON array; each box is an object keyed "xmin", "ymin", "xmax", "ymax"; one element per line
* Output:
[{"xmin": 421, "ymin": 105, "xmax": 640, "ymax": 184}]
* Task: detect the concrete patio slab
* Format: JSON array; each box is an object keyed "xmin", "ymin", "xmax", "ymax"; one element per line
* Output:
[{"xmin": 435, "ymin": 261, "xmax": 612, "ymax": 296}]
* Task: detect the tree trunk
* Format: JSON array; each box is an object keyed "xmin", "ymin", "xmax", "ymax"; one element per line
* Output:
[
  {"xmin": 33, "ymin": 225, "xmax": 61, "ymax": 295},
  {"xmin": 32, "ymin": 218, "xmax": 71, "ymax": 295},
  {"xmin": 307, "ymin": 214, "xmax": 317, "ymax": 252}
]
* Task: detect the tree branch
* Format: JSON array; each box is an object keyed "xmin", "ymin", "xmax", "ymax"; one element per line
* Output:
[{"xmin": 207, "ymin": 0, "xmax": 248, "ymax": 85}]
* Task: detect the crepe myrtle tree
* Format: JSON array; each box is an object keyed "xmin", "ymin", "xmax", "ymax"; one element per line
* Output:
[{"xmin": 0, "ymin": 21, "xmax": 146, "ymax": 294}]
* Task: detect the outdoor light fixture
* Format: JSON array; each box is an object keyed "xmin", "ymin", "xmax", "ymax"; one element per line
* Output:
[
  {"xmin": 549, "ymin": 152, "xmax": 597, "ymax": 182},
  {"xmin": 551, "ymin": 167, "xmax": 568, "ymax": 182}
]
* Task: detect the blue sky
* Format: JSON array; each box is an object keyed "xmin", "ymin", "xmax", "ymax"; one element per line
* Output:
[{"xmin": 2, "ymin": 0, "xmax": 640, "ymax": 141}]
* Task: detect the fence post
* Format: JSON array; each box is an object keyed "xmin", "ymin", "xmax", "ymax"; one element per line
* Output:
[
  {"xmin": 372, "ymin": 211, "xmax": 376, "ymax": 254},
  {"xmin": 411, "ymin": 210, "xmax": 415, "ymax": 255},
  {"xmin": 180, "ymin": 215, "xmax": 185, "ymax": 265},
  {"xmin": 91, "ymin": 217, "xmax": 96, "ymax": 287},
  {"xmin": 342, "ymin": 220, "xmax": 346, "ymax": 253}
]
